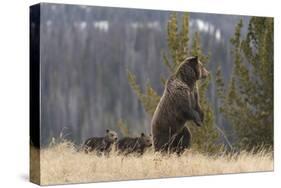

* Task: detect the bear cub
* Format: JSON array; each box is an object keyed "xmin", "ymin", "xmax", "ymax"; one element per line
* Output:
[
  {"xmin": 83, "ymin": 129, "xmax": 118, "ymax": 155},
  {"xmin": 117, "ymin": 133, "xmax": 152, "ymax": 155}
]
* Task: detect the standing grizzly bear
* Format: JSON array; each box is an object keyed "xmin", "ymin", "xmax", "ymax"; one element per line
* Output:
[
  {"xmin": 116, "ymin": 133, "xmax": 152, "ymax": 155},
  {"xmin": 83, "ymin": 129, "xmax": 118, "ymax": 155},
  {"xmin": 151, "ymin": 56, "xmax": 209, "ymax": 154}
]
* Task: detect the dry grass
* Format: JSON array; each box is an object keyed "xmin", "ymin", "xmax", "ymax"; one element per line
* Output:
[{"xmin": 36, "ymin": 141, "xmax": 273, "ymax": 185}]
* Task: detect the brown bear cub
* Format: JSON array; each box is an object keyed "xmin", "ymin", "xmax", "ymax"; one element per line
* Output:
[
  {"xmin": 151, "ymin": 56, "xmax": 209, "ymax": 154},
  {"xmin": 83, "ymin": 129, "xmax": 118, "ymax": 155},
  {"xmin": 116, "ymin": 133, "xmax": 152, "ymax": 155}
]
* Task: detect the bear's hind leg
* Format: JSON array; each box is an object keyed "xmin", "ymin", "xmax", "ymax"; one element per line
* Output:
[
  {"xmin": 153, "ymin": 135, "xmax": 170, "ymax": 153},
  {"xmin": 169, "ymin": 126, "xmax": 191, "ymax": 155}
]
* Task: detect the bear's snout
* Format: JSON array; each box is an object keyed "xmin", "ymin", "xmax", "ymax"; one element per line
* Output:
[{"xmin": 201, "ymin": 68, "xmax": 209, "ymax": 79}]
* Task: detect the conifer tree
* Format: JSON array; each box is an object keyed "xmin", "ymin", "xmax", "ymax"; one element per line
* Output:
[{"xmin": 216, "ymin": 17, "xmax": 273, "ymax": 150}]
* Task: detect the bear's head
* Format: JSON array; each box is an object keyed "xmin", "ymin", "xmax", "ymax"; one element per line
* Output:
[
  {"xmin": 105, "ymin": 129, "xmax": 118, "ymax": 143},
  {"xmin": 140, "ymin": 133, "xmax": 152, "ymax": 147},
  {"xmin": 176, "ymin": 56, "xmax": 209, "ymax": 86}
]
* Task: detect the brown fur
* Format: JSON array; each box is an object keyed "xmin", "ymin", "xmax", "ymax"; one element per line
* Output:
[
  {"xmin": 83, "ymin": 129, "xmax": 118, "ymax": 155},
  {"xmin": 151, "ymin": 56, "xmax": 209, "ymax": 154},
  {"xmin": 116, "ymin": 133, "xmax": 152, "ymax": 155}
]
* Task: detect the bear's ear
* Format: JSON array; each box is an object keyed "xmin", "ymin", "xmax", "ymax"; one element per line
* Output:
[
  {"xmin": 192, "ymin": 56, "xmax": 199, "ymax": 64},
  {"xmin": 106, "ymin": 129, "xmax": 109, "ymax": 133},
  {"xmin": 141, "ymin": 133, "xmax": 145, "ymax": 137}
]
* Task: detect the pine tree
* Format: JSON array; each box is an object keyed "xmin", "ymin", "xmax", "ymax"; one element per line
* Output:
[
  {"xmin": 128, "ymin": 13, "xmax": 221, "ymax": 153},
  {"xmin": 163, "ymin": 12, "xmax": 189, "ymax": 73},
  {"xmin": 216, "ymin": 17, "xmax": 273, "ymax": 150},
  {"xmin": 127, "ymin": 71, "xmax": 160, "ymax": 116}
]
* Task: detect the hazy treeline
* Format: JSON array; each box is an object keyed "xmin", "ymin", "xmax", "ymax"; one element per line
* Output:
[{"xmin": 39, "ymin": 3, "xmax": 250, "ymax": 145}]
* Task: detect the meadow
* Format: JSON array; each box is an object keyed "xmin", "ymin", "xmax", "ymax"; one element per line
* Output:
[{"xmin": 31, "ymin": 141, "xmax": 273, "ymax": 185}]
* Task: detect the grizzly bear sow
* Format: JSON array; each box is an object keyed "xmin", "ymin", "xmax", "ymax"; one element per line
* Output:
[
  {"xmin": 83, "ymin": 129, "xmax": 118, "ymax": 155},
  {"xmin": 116, "ymin": 133, "xmax": 152, "ymax": 155},
  {"xmin": 151, "ymin": 56, "xmax": 209, "ymax": 154}
]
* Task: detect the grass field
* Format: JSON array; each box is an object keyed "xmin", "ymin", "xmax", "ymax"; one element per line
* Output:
[{"xmin": 31, "ymin": 141, "xmax": 273, "ymax": 185}]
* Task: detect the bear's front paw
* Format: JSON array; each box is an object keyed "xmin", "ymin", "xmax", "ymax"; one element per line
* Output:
[
  {"xmin": 194, "ymin": 120, "xmax": 203, "ymax": 127},
  {"xmin": 196, "ymin": 108, "xmax": 204, "ymax": 121},
  {"xmin": 199, "ymin": 110, "xmax": 204, "ymax": 121}
]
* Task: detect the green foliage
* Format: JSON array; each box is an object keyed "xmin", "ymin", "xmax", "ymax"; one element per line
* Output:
[
  {"xmin": 127, "ymin": 71, "xmax": 161, "ymax": 116},
  {"xmin": 164, "ymin": 13, "xmax": 189, "ymax": 73},
  {"xmin": 128, "ymin": 13, "xmax": 221, "ymax": 154},
  {"xmin": 191, "ymin": 32, "xmax": 208, "ymax": 62},
  {"xmin": 216, "ymin": 17, "xmax": 273, "ymax": 150}
]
